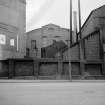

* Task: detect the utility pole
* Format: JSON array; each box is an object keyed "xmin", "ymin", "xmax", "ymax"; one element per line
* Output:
[
  {"xmin": 78, "ymin": 0, "xmax": 85, "ymax": 77},
  {"xmin": 68, "ymin": 0, "xmax": 72, "ymax": 81},
  {"xmin": 78, "ymin": 0, "xmax": 81, "ymax": 39}
]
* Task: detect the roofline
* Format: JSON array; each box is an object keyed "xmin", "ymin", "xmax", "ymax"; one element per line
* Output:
[
  {"xmin": 42, "ymin": 23, "xmax": 60, "ymax": 28},
  {"xmin": 81, "ymin": 5, "xmax": 105, "ymax": 32},
  {"xmin": 61, "ymin": 28, "xmax": 70, "ymax": 31},
  {"xmin": 27, "ymin": 23, "xmax": 70, "ymax": 33},
  {"xmin": 27, "ymin": 28, "xmax": 41, "ymax": 34},
  {"xmin": 19, "ymin": 0, "xmax": 26, "ymax": 4}
]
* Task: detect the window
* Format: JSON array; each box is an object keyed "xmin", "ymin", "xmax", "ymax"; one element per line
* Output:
[
  {"xmin": 0, "ymin": 34, "xmax": 6, "ymax": 45},
  {"xmin": 26, "ymin": 48, "xmax": 30, "ymax": 57},
  {"xmin": 31, "ymin": 40, "xmax": 37, "ymax": 50},
  {"xmin": 10, "ymin": 39, "xmax": 15, "ymax": 46},
  {"xmin": 41, "ymin": 48, "xmax": 46, "ymax": 58}
]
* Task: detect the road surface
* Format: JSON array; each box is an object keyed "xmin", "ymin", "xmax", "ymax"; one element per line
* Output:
[{"xmin": 0, "ymin": 81, "xmax": 105, "ymax": 105}]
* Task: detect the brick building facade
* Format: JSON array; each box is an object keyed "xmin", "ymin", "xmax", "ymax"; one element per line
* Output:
[
  {"xmin": 63, "ymin": 5, "xmax": 105, "ymax": 60},
  {"xmin": 26, "ymin": 24, "xmax": 70, "ymax": 58},
  {"xmin": 0, "ymin": 0, "xmax": 26, "ymax": 60},
  {"xmin": 62, "ymin": 5, "xmax": 105, "ymax": 76}
]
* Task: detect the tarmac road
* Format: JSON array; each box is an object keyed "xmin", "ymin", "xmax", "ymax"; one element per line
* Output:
[{"xmin": 0, "ymin": 80, "xmax": 105, "ymax": 105}]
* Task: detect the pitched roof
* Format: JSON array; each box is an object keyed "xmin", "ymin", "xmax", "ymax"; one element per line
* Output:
[{"xmin": 81, "ymin": 5, "xmax": 105, "ymax": 32}]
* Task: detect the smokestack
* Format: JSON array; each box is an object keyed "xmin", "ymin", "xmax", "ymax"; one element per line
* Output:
[
  {"xmin": 70, "ymin": 0, "xmax": 72, "ymax": 46},
  {"xmin": 78, "ymin": 0, "xmax": 82, "ymax": 39},
  {"xmin": 73, "ymin": 11, "xmax": 78, "ymax": 42}
]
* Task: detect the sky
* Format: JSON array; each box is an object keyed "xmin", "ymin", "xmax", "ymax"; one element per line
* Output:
[{"xmin": 26, "ymin": 0, "xmax": 105, "ymax": 32}]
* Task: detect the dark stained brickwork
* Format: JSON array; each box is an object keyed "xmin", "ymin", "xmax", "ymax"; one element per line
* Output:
[{"xmin": 15, "ymin": 61, "xmax": 34, "ymax": 76}]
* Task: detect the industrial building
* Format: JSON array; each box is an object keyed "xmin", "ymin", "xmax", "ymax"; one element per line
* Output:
[
  {"xmin": 0, "ymin": 0, "xmax": 26, "ymax": 78},
  {"xmin": 63, "ymin": 5, "xmax": 105, "ymax": 77},
  {"xmin": 0, "ymin": 3, "xmax": 105, "ymax": 80},
  {"xmin": 26, "ymin": 24, "xmax": 70, "ymax": 58},
  {"xmin": 0, "ymin": 0, "xmax": 26, "ymax": 60}
]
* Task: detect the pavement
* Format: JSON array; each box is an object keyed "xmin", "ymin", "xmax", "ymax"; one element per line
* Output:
[
  {"xmin": 0, "ymin": 80, "xmax": 105, "ymax": 83},
  {"xmin": 0, "ymin": 80, "xmax": 105, "ymax": 105}
]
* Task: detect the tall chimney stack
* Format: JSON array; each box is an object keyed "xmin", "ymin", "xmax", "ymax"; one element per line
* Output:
[
  {"xmin": 70, "ymin": 0, "xmax": 72, "ymax": 46},
  {"xmin": 73, "ymin": 11, "xmax": 78, "ymax": 42}
]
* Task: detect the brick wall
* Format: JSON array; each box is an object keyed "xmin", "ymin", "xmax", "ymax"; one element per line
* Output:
[
  {"xmin": 62, "ymin": 30, "xmax": 102, "ymax": 76},
  {"xmin": 27, "ymin": 29, "xmax": 42, "ymax": 58},
  {"xmin": 39, "ymin": 63, "xmax": 57, "ymax": 76},
  {"xmin": 85, "ymin": 64, "xmax": 101, "ymax": 75},
  {"xmin": 0, "ymin": 61, "xmax": 8, "ymax": 77},
  {"xmin": 70, "ymin": 44, "xmax": 80, "ymax": 60},
  {"xmin": 15, "ymin": 61, "xmax": 33, "ymax": 76},
  {"xmin": 63, "ymin": 31, "xmax": 101, "ymax": 61},
  {"xmin": 63, "ymin": 44, "xmax": 79, "ymax": 60},
  {"xmin": 85, "ymin": 32, "xmax": 100, "ymax": 60},
  {"xmin": 63, "ymin": 63, "xmax": 80, "ymax": 75},
  {"xmin": 0, "ymin": 58, "xmax": 103, "ymax": 78},
  {"xmin": 27, "ymin": 24, "xmax": 69, "ymax": 58}
]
